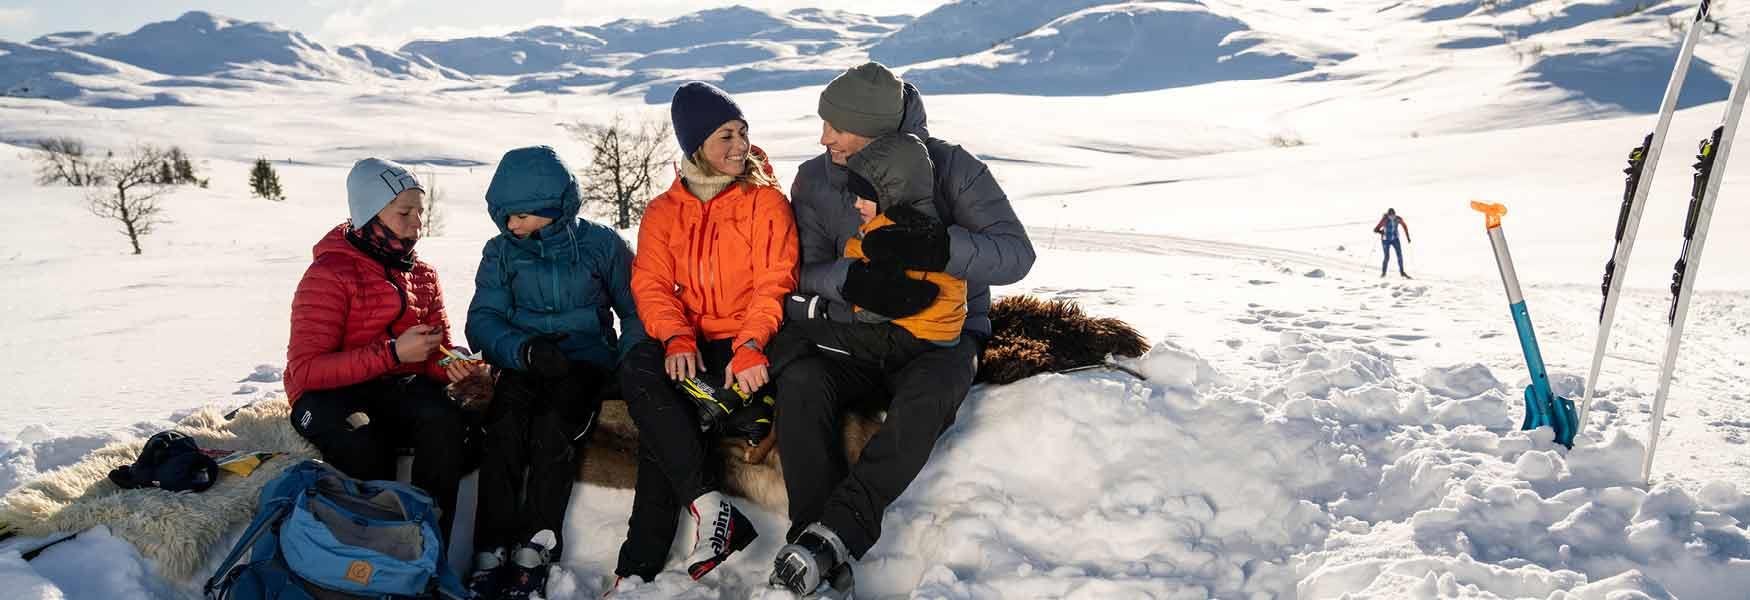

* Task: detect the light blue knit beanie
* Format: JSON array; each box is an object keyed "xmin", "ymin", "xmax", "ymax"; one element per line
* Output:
[{"xmin": 345, "ymin": 158, "xmax": 422, "ymax": 227}]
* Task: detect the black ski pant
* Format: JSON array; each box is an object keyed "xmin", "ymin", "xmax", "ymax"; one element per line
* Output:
[
  {"xmin": 766, "ymin": 319, "xmax": 939, "ymax": 377},
  {"xmin": 614, "ymin": 337, "xmax": 736, "ymax": 580},
  {"xmin": 474, "ymin": 361, "xmax": 605, "ymax": 558},
  {"xmin": 290, "ymin": 374, "xmax": 466, "ymax": 537},
  {"xmin": 775, "ymin": 335, "xmax": 979, "ymax": 559}
]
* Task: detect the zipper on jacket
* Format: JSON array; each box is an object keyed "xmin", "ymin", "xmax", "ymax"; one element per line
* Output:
[{"xmin": 382, "ymin": 264, "xmax": 409, "ymax": 362}]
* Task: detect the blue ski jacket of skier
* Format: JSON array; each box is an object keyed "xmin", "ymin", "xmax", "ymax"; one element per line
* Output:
[
  {"xmin": 466, "ymin": 145, "xmax": 645, "ymax": 372},
  {"xmin": 1375, "ymin": 212, "xmax": 1408, "ymax": 243}
]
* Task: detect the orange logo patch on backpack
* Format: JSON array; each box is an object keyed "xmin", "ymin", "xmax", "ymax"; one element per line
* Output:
[{"xmin": 345, "ymin": 560, "xmax": 373, "ymax": 585}]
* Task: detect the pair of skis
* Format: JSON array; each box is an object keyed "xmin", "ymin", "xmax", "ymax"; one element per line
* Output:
[{"xmin": 1580, "ymin": 0, "xmax": 1748, "ymax": 482}]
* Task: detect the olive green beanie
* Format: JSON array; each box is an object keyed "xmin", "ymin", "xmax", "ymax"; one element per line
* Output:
[{"xmin": 818, "ymin": 62, "xmax": 904, "ymax": 137}]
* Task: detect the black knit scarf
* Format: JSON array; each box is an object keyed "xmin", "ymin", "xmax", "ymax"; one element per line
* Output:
[{"xmin": 345, "ymin": 218, "xmax": 417, "ymax": 271}]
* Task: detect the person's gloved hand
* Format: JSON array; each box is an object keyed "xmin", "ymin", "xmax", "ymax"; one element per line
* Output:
[
  {"xmin": 842, "ymin": 261, "xmax": 938, "ymax": 319},
  {"xmin": 860, "ymin": 205, "xmax": 951, "ymax": 272},
  {"xmin": 721, "ymin": 394, "xmax": 774, "ymax": 447},
  {"xmin": 521, "ymin": 333, "xmax": 570, "ymax": 378}
]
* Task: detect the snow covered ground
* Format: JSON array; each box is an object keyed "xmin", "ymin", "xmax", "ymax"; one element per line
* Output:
[{"xmin": 4, "ymin": 1, "xmax": 1750, "ymax": 598}]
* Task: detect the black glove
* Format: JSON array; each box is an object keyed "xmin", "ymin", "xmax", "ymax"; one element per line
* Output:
[
  {"xmin": 860, "ymin": 205, "xmax": 951, "ymax": 272},
  {"xmin": 720, "ymin": 393, "xmax": 774, "ymax": 446},
  {"xmin": 843, "ymin": 261, "xmax": 939, "ymax": 319},
  {"xmin": 521, "ymin": 333, "xmax": 570, "ymax": 378}
]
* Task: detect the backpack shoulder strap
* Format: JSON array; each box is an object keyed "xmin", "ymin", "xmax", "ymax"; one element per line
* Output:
[{"xmin": 204, "ymin": 497, "xmax": 293, "ymax": 598}]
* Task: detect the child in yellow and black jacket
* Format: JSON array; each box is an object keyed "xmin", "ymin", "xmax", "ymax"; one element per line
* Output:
[{"xmin": 768, "ymin": 132, "xmax": 966, "ymax": 374}]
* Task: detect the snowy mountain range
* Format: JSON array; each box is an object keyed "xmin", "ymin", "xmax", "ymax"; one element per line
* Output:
[
  {"xmin": 8, "ymin": 0, "xmax": 1732, "ymax": 117},
  {"xmin": 7, "ymin": 2, "xmax": 1750, "ymax": 598}
]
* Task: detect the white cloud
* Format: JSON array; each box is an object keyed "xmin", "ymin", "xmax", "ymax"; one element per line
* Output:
[
  {"xmin": 0, "ymin": 7, "xmax": 33, "ymax": 29},
  {"xmin": 313, "ymin": 0, "xmax": 409, "ymax": 47}
]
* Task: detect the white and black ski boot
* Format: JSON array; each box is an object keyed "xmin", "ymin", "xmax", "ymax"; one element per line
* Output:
[
  {"xmin": 468, "ymin": 546, "xmax": 508, "ymax": 598},
  {"xmin": 685, "ymin": 490, "xmax": 759, "ymax": 580},
  {"xmin": 502, "ymin": 529, "xmax": 557, "ymax": 600},
  {"xmin": 770, "ymin": 523, "xmax": 855, "ymax": 598}
]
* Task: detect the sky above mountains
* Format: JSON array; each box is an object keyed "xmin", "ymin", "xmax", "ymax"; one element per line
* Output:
[{"xmin": 0, "ymin": 0, "xmax": 941, "ymax": 49}]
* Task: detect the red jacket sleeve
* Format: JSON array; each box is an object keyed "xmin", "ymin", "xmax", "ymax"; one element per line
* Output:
[
  {"xmin": 421, "ymin": 271, "xmax": 454, "ymax": 383},
  {"xmin": 631, "ymin": 196, "xmax": 695, "ymax": 345},
  {"xmin": 1373, "ymin": 216, "xmax": 1387, "ymax": 235},
  {"xmin": 733, "ymin": 187, "xmax": 800, "ymax": 351},
  {"xmin": 286, "ymin": 260, "xmax": 394, "ymax": 399},
  {"xmin": 1398, "ymin": 217, "xmax": 1409, "ymax": 238}
]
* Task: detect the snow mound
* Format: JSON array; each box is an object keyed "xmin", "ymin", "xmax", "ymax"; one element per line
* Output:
[
  {"xmin": 899, "ymin": 2, "xmax": 1324, "ymax": 96},
  {"xmin": 0, "ymin": 526, "xmax": 178, "ymax": 599},
  {"xmin": 1419, "ymin": 363, "xmax": 1505, "ymax": 399}
]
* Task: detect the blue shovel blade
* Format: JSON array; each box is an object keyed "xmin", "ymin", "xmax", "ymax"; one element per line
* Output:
[{"xmin": 1522, "ymin": 385, "xmax": 1577, "ymax": 448}]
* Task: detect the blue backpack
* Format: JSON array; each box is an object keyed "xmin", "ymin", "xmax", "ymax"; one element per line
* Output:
[{"xmin": 204, "ymin": 460, "xmax": 468, "ymax": 599}]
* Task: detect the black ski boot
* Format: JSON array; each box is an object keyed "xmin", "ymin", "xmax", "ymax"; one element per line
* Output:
[
  {"xmin": 771, "ymin": 523, "xmax": 854, "ymax": 598},
  {"xmin": 468, "ymin": 547, "xmax": 508, "ymax": 598},
  {"xmin": 502, "ymin": 530, "xmax": 557, "ymax": 600},
  {"xmin": 675, "ymin": 376, "xmax": 746, "ymax": 432}
]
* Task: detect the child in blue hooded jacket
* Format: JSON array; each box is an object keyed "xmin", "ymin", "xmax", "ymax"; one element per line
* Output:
[{"xmin": 465, "ymin": 145, "xmax": 645, "ymax": 598}]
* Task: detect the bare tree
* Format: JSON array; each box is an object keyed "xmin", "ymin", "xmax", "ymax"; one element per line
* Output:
[
  {"xmin": 32, "ymin": 137, "xmax": 106, "ymax": 187},
  {"xmin": 420, "ymin": 169, "xmax": 448, "ymax": 237},
  {"xmin": 87, "ymin": 145, "xmax": 172, "ymax": 255},
  {"xmin": 566, "ymin": 114, "xmax": 674, "ymax": 229}
]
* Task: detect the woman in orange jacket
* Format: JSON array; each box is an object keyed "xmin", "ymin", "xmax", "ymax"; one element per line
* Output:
[{"xmin": 612, "ymin": 81, "xmax": 799, "ymax": 587}]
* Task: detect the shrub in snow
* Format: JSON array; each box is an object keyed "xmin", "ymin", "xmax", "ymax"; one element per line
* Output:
[
  {"xmin": 249, "ymin": 158, "xmax": 284, "ymax": 200},
  {"xmin": 30, "ymin": 136, "xmax": 105, "ymax": 187}
]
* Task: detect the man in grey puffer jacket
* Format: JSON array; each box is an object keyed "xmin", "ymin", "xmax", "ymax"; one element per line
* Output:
[{"xmin": 770, "ymin": 62, "xmax": 1035, "ymax": 594}]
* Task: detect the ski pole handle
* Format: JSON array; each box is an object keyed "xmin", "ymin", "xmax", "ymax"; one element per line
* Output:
[{"xmin": 1471, "ymin": 200, "xmax": 1507, "ymax": 229}]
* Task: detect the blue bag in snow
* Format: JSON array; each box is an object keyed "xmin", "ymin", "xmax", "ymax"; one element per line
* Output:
[{"xmin": 203, "ymin": 459, "xmax": 467, "ymax": 599}]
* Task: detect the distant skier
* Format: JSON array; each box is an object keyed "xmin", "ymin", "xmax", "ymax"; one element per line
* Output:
[{"xmin": 1374, "ymin": 208, "xmax": 1412, "ymax": 278}]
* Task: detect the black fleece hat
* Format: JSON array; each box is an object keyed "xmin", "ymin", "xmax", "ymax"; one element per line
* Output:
[
  {"xmin": 671, "ymin": 81, "xmax": 745, "ymax": 158},
  {"xmin": 845, "ymin": 170, "xmax": 879, "ymax": 205},
  {"xmin": 108, "ymin": 430, "xmax": 218, "ymax": 493}
]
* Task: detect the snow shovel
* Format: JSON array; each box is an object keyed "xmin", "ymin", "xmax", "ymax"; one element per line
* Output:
[{"xmin": 1472, "ymin": 200, "xmax": 1578, "ymax": 448}]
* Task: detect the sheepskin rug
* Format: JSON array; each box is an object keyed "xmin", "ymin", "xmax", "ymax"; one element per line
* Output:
[{"xmin": 0, "ymin": 401, "xmax": 318, "ymax": 581}]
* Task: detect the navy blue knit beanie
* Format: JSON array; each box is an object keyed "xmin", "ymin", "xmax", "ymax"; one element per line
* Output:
[{"xmin": 671, "ymin": 82, "xmax": 745, "ymax": 158}]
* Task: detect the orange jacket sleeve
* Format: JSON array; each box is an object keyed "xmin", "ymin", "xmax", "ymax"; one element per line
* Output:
[
  {"xmin": 733, "ymin": 187, "xmax": 800, "ymax": 351},
  {"xmin": 631, "ymin": 195, "xmax": 695, "ymax": 345}
]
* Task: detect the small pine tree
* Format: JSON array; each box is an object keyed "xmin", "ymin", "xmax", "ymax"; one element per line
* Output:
[
  {"xmin": 250, "ymin": 158, "xmax": 284, "ymax": 201},
  {"xmin": 170, "ymin": 148, "xmax": 206, "ymax": 188}
]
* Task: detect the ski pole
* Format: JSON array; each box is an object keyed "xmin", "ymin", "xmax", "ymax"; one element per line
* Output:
[{"xmin": 1472, "ymin": 201, "xmax": 1577, "ymax": 448}]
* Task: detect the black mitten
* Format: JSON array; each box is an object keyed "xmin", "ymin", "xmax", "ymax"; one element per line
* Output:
[
  {"xmin": 861, "ymin": 205, "xmax": 951, "ymax": 272},
  {"xmin": 521, "ymin": 333, "xmax": 570, "ymax": 378},
  {"xmin": 842, "ymin": 261, "xmax": 939, "ymax": 318}
]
